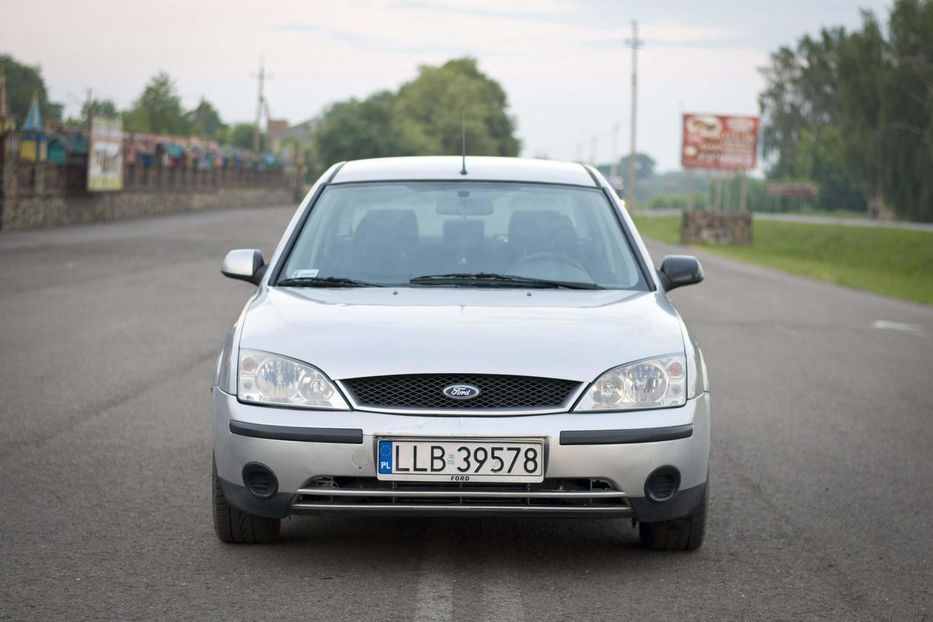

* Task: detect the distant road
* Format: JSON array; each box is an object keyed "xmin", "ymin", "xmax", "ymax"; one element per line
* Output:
[
  {"xmin": 0, "ymin": 207, "xmax": 931, "ymax": 620},
  {"xmin": 634, "ymin": 208, "xmax": 933, "ymax": 231}
]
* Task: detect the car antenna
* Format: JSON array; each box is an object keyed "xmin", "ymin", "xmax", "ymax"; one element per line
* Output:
[{"xmin": 460, "ymin": 109, "xmax": 468, "ymax": 175}]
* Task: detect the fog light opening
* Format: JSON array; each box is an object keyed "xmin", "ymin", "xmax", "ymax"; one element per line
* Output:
[
  {"xmin": 242, "ymin": 463, "xmax": 279, "ymax": 499},
  {"xmin": 644, "ymin": 466, "xmax": 680, "ymax": 502}
]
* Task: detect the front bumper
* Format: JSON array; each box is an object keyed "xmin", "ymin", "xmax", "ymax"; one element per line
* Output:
[{"xmin": 212, "ymin": 388, "xmax": 710, "ymax": 523}]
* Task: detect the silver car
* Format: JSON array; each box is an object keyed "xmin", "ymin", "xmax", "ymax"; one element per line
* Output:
[{"xmin": 212, "ymin": 156, "xmax": 709, "ymax": 550}]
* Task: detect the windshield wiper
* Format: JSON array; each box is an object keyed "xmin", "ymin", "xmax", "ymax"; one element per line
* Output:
[
  {"xmin": 277, "ymin": 276, "xmax": 384, "ymax": 288},
  {"xmin": 409, "ymin": 273, "xmax": 602, "ymax": 290}
]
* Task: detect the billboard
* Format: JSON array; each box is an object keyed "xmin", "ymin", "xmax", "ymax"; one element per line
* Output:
[
  {"xmin": 87, "ymin": 117, "xmax": 124, "ymax": 191},
  {"xmin": 682, "ymin": 114, "xmax": 759, "ymax": 170}
]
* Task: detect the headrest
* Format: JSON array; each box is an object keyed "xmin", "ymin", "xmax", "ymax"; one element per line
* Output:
[
  {"xmin": 508, "ymin": 210, "xmax": 576, "ymax": 245},
  {"xmin": 355, "ymin": 209, "xmax": 418, "ymax": 243}
]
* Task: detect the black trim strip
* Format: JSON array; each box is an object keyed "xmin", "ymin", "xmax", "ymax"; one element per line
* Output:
[
  {"xmin": 559, "ymin": 424, "xmax": 693, "ymax": 445},
  {"xmin": 268, "ymin": 177, "xmax": 331, "ymax": 285},
  {"xmin": 599, "ymin": 183, "xmax": 656, "ymax": 291},
  {"xmin": 580, "ymin": 163, "xmax": 601, "ymax": 187},
  {"xmin": 326, "ymin": 161, "xmax": 347, "ymax": 183},
  {"xmin": 327, "ymin": 178, "xmax": 597, "ymax": 189},
  {"xmin": 230, "ymin": 420, "xmax": 363, "ymax": 444}
]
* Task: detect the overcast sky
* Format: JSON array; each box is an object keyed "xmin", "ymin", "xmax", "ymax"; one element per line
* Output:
[{"xmin": 4, "ymin": 0, "xmax": 891, "ymax": 171}]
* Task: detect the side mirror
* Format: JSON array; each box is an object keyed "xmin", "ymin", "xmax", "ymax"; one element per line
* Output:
[
  {"xmin": 658, "ymin": 255, "xmax": 704, "ymax": 291},
  {"xmin": 222, "ymin": 249, "xmax": 266, "ymax": 285}
]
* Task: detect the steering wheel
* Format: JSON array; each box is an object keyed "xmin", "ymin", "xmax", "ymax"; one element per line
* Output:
[{"xmin": 506, "ymin": 252, "xmax": 593, "ymax": 282}]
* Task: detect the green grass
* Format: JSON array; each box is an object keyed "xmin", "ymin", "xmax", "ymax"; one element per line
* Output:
[
  {"xmin": 633, "ymin": 216, "xmax": 682, "ymax": 245},
  {"xmin": 632, "ymin": 216, "xmax": 933, "ymax": 305}
]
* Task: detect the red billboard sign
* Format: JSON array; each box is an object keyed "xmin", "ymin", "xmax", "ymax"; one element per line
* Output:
[{"xmin": 682, "ymin": 114, "xmax": 759, "ymax": 170}]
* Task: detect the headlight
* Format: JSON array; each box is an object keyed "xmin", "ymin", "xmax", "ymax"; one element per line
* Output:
[
  {"xmin": 238, "ymin": 349, "xmax": 349, "ymax": 410},
  {"xmin": 573, "ymin": 354, "xmax": 686, "ymax": 412}
]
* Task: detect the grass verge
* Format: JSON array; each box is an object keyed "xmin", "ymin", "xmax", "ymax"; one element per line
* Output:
[{"xmin": 632, "ymin": 215, "xmax": 933, "ymax": 305}]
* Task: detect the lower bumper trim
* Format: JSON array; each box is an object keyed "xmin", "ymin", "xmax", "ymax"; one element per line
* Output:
[
  {"xmin": 559, "ymin": 424, "xmax": 693, "ymax": 445},
  {"xmin": 218, "ymin": 477, "xmax": 705, "ymax": 522},
  {"xmin": 628, "ymin": 482, "xmax": 707, "ymax": 523},
  {"xmin": 288, "ymin": 502, "xmax": 632, "ymax": 518},
  {"xmin": 219, "ymin": 478, "xmax": 292, "ymax": 519},
  {"xmin": 296, "ymin": 487, "xmax": 627, "ymax": 500}
]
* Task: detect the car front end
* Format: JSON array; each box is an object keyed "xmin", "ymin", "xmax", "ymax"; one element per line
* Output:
[{"xmin": 213, "ymin": 388, "xmax": 709, "ymax": 522}]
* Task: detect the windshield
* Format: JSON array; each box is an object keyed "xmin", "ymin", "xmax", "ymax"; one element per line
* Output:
[{"xmin": 277, "ymin": 182, "xmax": 647, "ymax": 289}]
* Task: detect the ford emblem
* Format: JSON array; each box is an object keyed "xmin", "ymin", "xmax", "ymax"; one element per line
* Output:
[{"xmin": 442, "ymin": 384, "xmax": 481, "ymax": 400}]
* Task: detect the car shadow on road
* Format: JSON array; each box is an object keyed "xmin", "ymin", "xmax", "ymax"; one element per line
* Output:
[{"xmin": 226, "ymin": 515, "xmax": 705, "ymax": 574}]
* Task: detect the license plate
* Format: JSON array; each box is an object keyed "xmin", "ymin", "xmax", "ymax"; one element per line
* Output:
[{"xmin": 376, "ymin": 439, "xmax": 545, "ymax": 483}]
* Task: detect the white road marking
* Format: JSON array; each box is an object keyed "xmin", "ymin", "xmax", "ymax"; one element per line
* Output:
[
  {"xmin": 413, "ymin": 530, "xmax": 454, "ymax": 622},
  {"xmin": 872, "ymin": 320, "xmax": 929, "ymax": 336},
  {"xmin": 477, "ymin": 522, "xmax": 524, "ymax": 622},
  {"xmin": 481, "ymin": 563, "xmax": 524, "ymax": 622}
]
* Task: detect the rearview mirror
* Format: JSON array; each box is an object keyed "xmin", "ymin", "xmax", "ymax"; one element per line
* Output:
[
  {"xmin": 658, "ymin": 255, "xmax": 704, "ymax": 291},
  {"xmin": 436, "ymin": 196, "xmax": 494, "ymax": 215},
  {"xmin": 222, "ymin": 249, "xmax": 266, "ymax": 285}
]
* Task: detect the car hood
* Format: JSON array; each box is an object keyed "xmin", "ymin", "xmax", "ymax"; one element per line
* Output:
[{"xmin": 239, "ymin": 288, "xmax": 685, "ymax": 382}]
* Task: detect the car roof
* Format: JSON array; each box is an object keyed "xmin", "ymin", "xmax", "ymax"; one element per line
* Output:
[{"xmin": 331, "ymin": 156, "xmax": 598, "ymax": 187}]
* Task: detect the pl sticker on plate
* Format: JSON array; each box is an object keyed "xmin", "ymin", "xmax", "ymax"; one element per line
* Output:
[{"xmin": 378, "ymin": 440, "xmax": 394, "ymax": 474}]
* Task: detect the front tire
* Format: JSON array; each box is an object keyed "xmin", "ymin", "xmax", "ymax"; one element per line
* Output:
[
  {"xmin": 212, "ymin": 458, "xmax": 281, "ymax": 544},
  {"xmin": 638, "ymin": 484, "xmax": 707, "ymax": 551}
]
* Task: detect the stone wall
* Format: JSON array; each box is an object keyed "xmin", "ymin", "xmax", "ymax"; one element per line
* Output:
[
  {"xmin": 681, "ymin": 209, "xmax": 753, "ymax": 245},
  {"xmin": 1, "ymin": 186, "xmax": 296, "ymax": 231}
]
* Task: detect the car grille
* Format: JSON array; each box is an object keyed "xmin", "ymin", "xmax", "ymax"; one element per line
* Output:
[
  {"xmin": 289, "ymin": 477, "xmax": 631, "ymax": 516},
  {"xmin": 340, "ymin": 374, "xmax": 581, "ymax": 410}
]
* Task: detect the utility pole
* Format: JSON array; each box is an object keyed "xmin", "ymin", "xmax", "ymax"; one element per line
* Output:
[
  {"xmin": 252, "ymin": 59, "xmax": 267, "ymax": 153},
  {"xmin": 625, "ymin": 20, "xmax": 642, "ymax": 210},
  {"xmin": 610, "ymin": 122, "xmax": 620, "ymax": 181},
  {"xmin": 590, "ymin": 134, "xmax": 597, "ymax": 166},
  {"xmin": 84, "ymin": 88, "xmax": 93, "ymax": 130}
]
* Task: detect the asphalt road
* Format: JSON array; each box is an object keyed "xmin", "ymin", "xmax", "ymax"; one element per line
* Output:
[{"xmin": 1, "ymin": 207, "xmax": 931, "ymax": 621}]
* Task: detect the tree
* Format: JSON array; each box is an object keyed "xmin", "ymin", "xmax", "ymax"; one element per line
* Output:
[
  {"xmin": 759, "ymin": 28, "xmax": 865, "ymax": 210},
  {"xmin": 82, "ymin": 98, "xmax": 118, "ymax": 119},
  {"xmin": 312, "ymin": 57, "xmax": 520, "ymax": 172},
  {"xmin": 759, "ymin": 23, "xmax": 871, "ymax": 212},
  {"xmin": 394, "ymin": 58, "xmax": 520, "ymax": 157},
  {"xmin": 314, "ymin": 91, "xmax": 408, "ymax": 166},
  {"xmin": 0, "ymin": 54, "xmax": 62, "ymax": 123},
  {"xmin": 124, "ymin": 72, "xmax": 191, "ymax": 135},
  {"xmin": 834, "ymin": 11, "xmax": 887, "ymax": 215},
  {"xmin": 759, "ymin": 58, "xmax": 799, "ymax": 180},
  {"xmin": 878, "ymin": 0, "xmax": 933, "ymax": 221},
  {"xmin": 64, "ymin": 99, "xmax": 119, "ymax": 126},
  {"xmin": 228, "ymin": 123, "xmax": 258, "ymax": 149},
  {"xmin": 759, "ymin": 0, "xmax": 933, "ymax": 220},
  {"xmin": 187, "ymin": 98, "xmax": 226, "ymax": 138}
]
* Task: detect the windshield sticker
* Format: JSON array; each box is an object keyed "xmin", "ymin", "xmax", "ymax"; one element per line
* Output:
[{"xmin": 291, "ymin": 269, "xmax": 320, "ymax": 278}]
